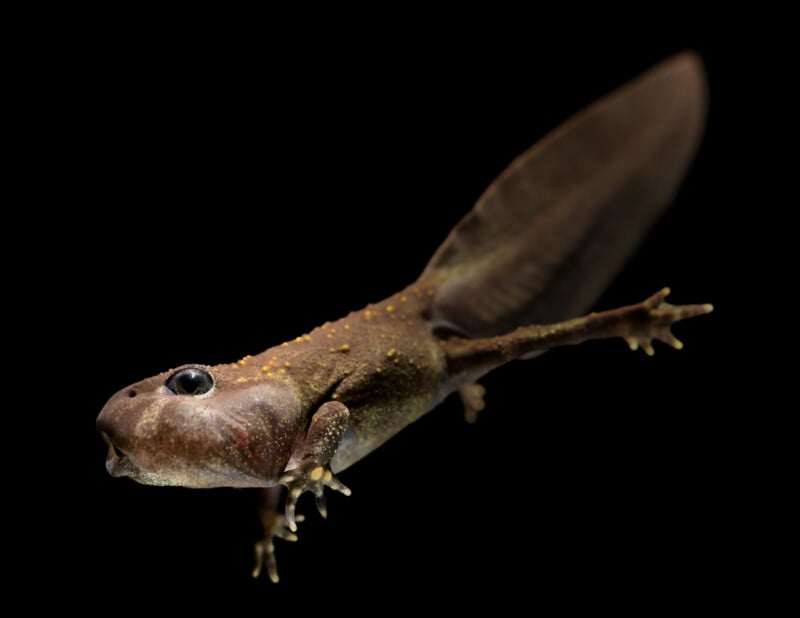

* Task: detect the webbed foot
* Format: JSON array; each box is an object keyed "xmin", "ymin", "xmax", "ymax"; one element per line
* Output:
[
  {"xmin": 458, "ymin": 383, "xmax": 486, "ymax": 423},
  {"xmin": 280, "ymin": 466, "xmax": 351, "ymax": 531},
  {"xmin": 624, "ymin": 288, "xmax": 714, "ymax": 356}
]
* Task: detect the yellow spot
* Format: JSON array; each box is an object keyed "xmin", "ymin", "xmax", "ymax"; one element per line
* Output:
[
  {"xmin": 400, "ymin": 296, "xmax": 408, "ymax": 303},
  {"xmin": 295, "ymin": 337, "xmax": 303, "ymax": 343},
  {"xmin": 231, "ymin": 364, "xmax": 238, "ymax": 370},
  {"xmin": 310, "ymin": 467, "xmax": 324, "ymax": 481},
  {"xmin": 327, "ymin": 333, "xmax": 333, "ymax": 339},
  {"xmin": 236, "ymin": 377, "xmax": 247, "ymax": 384},
  {"xmin": 330, "ymin": 329, "xmax": 336, "ymax": 334},
  {"xmin": 364, "ymin": 310, "xmax": 373, "ymax": 320},
  {"xmin": 303, "ymin": 335, "xmax": 311, "ymax": 342},
  {"xmin": 261, "ymin": 366, "xmax": 271, "ymax": 372},
  {"xmin": 281, "ymin": 342, "xmax": 289, "ymax": 347},
  {"xmin": 266, "ymin": 372, "xmax": 274, "ymax": 379},
  {"xmin": 375, "ymin": 367, "xmax": 382, "ymax": 373},
  {"xmin": 324, "ymin": 470, "xmax": 332, "ymax": 482},
  {"xmin": 280, "ymin": 368, "xmax": 286, "ymax": 374},
  {"xmin": 238, "ymin": 359, "xmax": 246, "ymax": 366},
  {"xmin": 339, "ymin": 344, "xmax": 351, "ymax": 352},
  {"xmin": 386, "ymin": 305, "xmax": 395, "ymax": 313},
  {"xmin": 344, "ymin": 324, "xmax": 350, "ymax": 330},
  {"xmin": 386, "ymin": 348, "xmax": 396, "ymax": 358},
  {"xmin": 329, "ymin": 348, "xmax": 336, "ymax": 353},
  {"xmin": 284, "ymin": 361, "xmax": 291, "ymax": 368},
  {"xmin": 331, "ymin": 393, "xmax": 339, "ymax": 400}
]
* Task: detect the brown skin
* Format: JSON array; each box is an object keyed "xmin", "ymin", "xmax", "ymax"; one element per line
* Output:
[
  {"xmin": 98, "ymin": 282, "xmax": 711, "ymax": 581},
  {"xmin": 98, "ymin": 281, "xmax": 449, "ymax": 488},
  {"xmin": 97, "ymin": 53, "xmax": 712, "ymax": 582}
]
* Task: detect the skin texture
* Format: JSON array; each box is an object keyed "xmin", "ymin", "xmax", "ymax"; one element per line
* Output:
[{"xmin": 97, "ymin": 52, "xmax": 712, "ymax": 583}]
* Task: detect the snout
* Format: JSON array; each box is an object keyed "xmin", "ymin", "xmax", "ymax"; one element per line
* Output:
[{"xmin": 97, "ymin": 386, "xmax": 147, "ymax": 479}]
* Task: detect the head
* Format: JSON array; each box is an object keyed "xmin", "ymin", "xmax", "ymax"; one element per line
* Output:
[{"xmin": 96, "ymin": 364, "xmax": 303, "ymax": 488}]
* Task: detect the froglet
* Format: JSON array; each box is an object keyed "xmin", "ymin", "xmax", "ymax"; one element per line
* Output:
[{"xmin": 97, "ymin": 52, "xmax": 713, "ymax": 582}]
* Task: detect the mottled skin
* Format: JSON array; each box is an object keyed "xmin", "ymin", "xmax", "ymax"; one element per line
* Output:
[
  {"xmin": 97, "ymin": 53, "xmax": 713, "ymax": 582},
  {"xmin": 99, "ymin": 282, "xmax": 448, "ymax": 486},
  {"xmin": 98, "ymin": 282, "xmax": 710, "ymax": 579}
]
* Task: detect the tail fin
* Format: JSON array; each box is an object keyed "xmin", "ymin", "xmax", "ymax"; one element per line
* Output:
[{"xmin": 422, "ymin": 52, "xmax": 707, "ymax": 338}]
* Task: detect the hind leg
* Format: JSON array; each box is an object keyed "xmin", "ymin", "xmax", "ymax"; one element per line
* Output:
[{"xmin": 443, "ymin": 288, "xmax": 713, "ymax": 373}]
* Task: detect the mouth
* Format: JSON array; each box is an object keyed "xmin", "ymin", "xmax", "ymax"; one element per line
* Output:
[{"xmin": 101, "ymin": 432, "xmax": 136, "ymax": 478}]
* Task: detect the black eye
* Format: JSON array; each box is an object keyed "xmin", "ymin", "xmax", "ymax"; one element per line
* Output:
[{"xmin": 165, "ymin": 367, "xmax": 214, "ymax": 396}]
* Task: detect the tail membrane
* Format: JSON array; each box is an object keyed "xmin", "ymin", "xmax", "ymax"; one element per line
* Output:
[{"xmin": 422, "ymin": 53, "xmax": 707, "ymax": 338}]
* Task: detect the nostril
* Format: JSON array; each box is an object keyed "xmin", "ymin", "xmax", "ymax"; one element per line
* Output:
[{"xmin": 127, "ymin": 389, "xmax": 137, "ymax": 398}]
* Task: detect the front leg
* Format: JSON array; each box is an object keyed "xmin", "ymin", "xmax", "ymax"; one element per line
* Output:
[
  {"xmin": 281, "ymin": 401, "xmax": 352, "ymax": 532},
  {"xmin": 444, "ymin": 288, "xmax": 713, "ymax": 372},
  {"xmin": 252, "ymin": 486, "xmax": 302, "ymax": 583}
]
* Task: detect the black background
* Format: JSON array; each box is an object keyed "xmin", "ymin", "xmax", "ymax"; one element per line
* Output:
[{"xmin": 40, "ymin": 21, "xmax": 756, "ymax": 612}]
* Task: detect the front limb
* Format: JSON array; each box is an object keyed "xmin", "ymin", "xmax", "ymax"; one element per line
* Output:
[
  {"xmin": 252, "ymin": 400, "xmax": 351, "ymax": 582},
  {"xmin": 280, "ymin": 401, "xmax": 351, "ymax": 531},
  {"xmin": 252, "ymin": 486, "xmax": 300, "ymax": 583},
  {"xmin": 443, "ymin": 288, "xmax": 713, "ymax": 373}
]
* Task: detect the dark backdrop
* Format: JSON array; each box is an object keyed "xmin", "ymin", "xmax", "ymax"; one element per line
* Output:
[{"xmin": 48, "ymin": 25, "xmax": 751, "ymax": 612}]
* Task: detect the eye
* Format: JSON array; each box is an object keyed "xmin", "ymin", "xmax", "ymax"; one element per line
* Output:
[{"xmin": 165, "ymin": 367, "xmax": 214, "ymax": 396}]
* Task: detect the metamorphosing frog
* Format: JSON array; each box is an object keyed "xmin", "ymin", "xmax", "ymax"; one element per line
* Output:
[{"xmin": 97, "ymin": 52, "xmax": 713, "ymax": 582}]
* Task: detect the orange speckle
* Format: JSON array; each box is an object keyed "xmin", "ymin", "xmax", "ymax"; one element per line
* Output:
[
  {"xmin": 281, "ymin": 342, "xmax": 289, "ymax": 347},
  {"xmin": 303, "ymin": 335, "xmax": 311, "ymax": 342},
  {"xmin": 400, "ymin": 296, "xmax": 408, "ymax": 303},
  {"xmin": 339, "ymin": 344, "xmax": 351, "ymax": 353},
  {"xmin": 344, "ymin": 324, "xmax": 350, "ymax": 330},
  {"xmin": 386, "ymin": 348, "xmax": 396, "ymax": 358},
  {"xmin": 236, "ymin": 377, "xmax": 247, "ymax": 384},
  {"xmin": 327, "ymin": 333, "xmax": 333, "ymax": 339},
  {"xmin": 375, "ymin": 367, "xmax": 382, "ymax": 373},
  {"xmin": 386, "ymin": 305, "xmax": 395, "ymax": 313},
  {"xmin": 295, "ymin": 337, "xmax": 303, "ymax": 343},
  {"xmin": 364, "ymin": 310, "xmax": 373, "ymax": 321},
  {"xmin": 231, "ymin": 364, "xmax": 238, "ymax": 370},
  {"xmin": 261, "ymin": 366, "xmax": 271, "ymax": 372}
]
